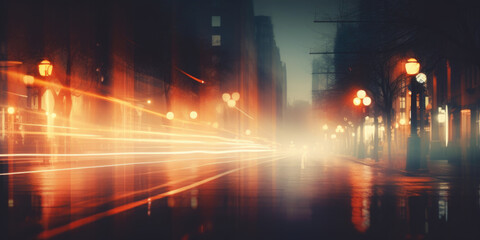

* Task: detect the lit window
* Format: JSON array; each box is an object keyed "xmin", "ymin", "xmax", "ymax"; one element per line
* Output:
[
  {"xmin": 212, "ymin": 35, "xmax": 221, "ymax": 46},
  {"xmin": 400, "ymin": 97, "xmax": 406, "ymax": 109},
  {"xmin": 212, "ymin": 16, "xmax": 221, "ymax": 27}
]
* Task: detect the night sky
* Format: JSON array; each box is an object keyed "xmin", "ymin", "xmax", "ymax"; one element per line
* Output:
[{"xmin": 254, "ymin": 0, "xmax": 342, "ymax": 104}]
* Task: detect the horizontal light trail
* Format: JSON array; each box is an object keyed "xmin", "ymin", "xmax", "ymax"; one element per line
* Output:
[
  {"xmin": 4, "ymin": 130, "xmax": 97, "ymax": 137},
  {"xmin": 19, "ymin": 123, "xmax": 79, "ymax": 130},
  {"xmin": 0, "ymin": 150, "xmax": 278, "ymax": 176},
  {"xmin": 91, "ymin": 137, "xmax": 263, "ymax": 147},
  {"xmin": 37, "ymin": 155, "xmax": 286, "ymax": 239}
]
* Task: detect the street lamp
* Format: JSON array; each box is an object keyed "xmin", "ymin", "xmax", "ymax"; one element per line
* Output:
[
  {"xmin": 405, "ymin": 58, "xmax": 421, "ymax": 171},
  {"xmin": 232, "ymin": 92, "xmax": 240, "ymax": 101},
  {"xmin": 7, "ymin": 107, "xmax": 15, "ymax": 115},
  {"xmin": 222, "ymin": 93, "xmax": 231, "ymax": 102},
  {"xmin": 227, "ymin": 99, "xmax": 236, "ymax": 108},
  {"xmin": 190, "ymin": 111, "xmax": 198, "ymax": 120},
  {"xmin": 166, "ymin": 112, "xmax": 174, "ymax": 120},
  {"xmin": 353, "ymin": 89, "xmax": 371, "ymax": 158},
  {"xmin": 38, "ymin": 60, "xmax": 53, "ymax": 77}
]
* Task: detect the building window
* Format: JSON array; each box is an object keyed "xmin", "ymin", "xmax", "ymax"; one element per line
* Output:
[
  {"xmin": 212, "ymin": 16, "xmax": 221, "ymax": 27},
  {"xmin": 400, "ymin": 97, "xmax": 406, "ymax": 109},
  {"xmin": 212, "ymin": 35, "xmax": 221, "ymax": 46}
]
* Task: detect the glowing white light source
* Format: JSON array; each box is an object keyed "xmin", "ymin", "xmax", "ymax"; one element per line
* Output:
[
  {"xmin": 147, "ymin": 99, "xmax": 152, "ymax": 104},
  {"xmin": 322, "ymin": 124, "xmax": 328, "ymax": 130},
  {"xmin": 212, "ymin": 122, "xmax": 219, "ymax": 128},
  {"xmin": 245, "ymin": 129, "xmax": 251, "ymax": 135},
  {"xmin": 416, "ymin": 73, "xmax": 427, "ymax": 84},
  {"xmin": 166, "ymin": 112, "xmax": 174, "ymax": 120},
  {"xmin": 227, "ymin": 99, "xmax": 236, "ymax": 108},
  {"xmin": 51, "ymin": 113, "xmax": 57, "ymax": 118},
  {"xmin": 7, "ymin": 107, "xmax": 15, "ymax": 115},
  {"xmin": 353, "ymin": 97, "xmax": 361, "ymax": 106},
  {"xmin": 357, "ymin": 90, "xmax": 366, "ymax": 99},
  {"xmin": 190, "ymin": 111, "xmax": 198, "ymax": 120},
  {"xmin": 399, "ymin": 118, "xmax": 406, "ymax": 125},
  {"xmin": 232, "ymin": 92, "xmax": 240, "ymax": 101},
  {"xmin": 363, "ymin": 97, "xmax": 372, "ymax": 106}
]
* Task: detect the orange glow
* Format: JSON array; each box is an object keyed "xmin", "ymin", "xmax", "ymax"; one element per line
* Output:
[
  {"xmin": 175, "ymin": 67, "xmax": 205, "ymax": 84},
  {"xmin": 353, "ymin": 97, "xmax": 361, "ymax": 106},
  {"xmin": 356, "ymin": 90, "xmax": 366, "ymax": 99},
  {"xmin": 362, "ymin": 97, "xmax": 372, "ymax": 106},
  {"xmin": 405, "ymin": 58, "xmax": 420, "ymax": 75},
  {"xmin": 23, "ymin": 75, "xmax": 34, "ymax": 85},
  {"xmin": 38, "ymin": 60, "xmax": 53, "ymax": 77}
]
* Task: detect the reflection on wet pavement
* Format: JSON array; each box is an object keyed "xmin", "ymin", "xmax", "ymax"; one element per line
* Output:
[{"xmin": 2, "ymin": 153, "xmax": 480, "ymax": 239}]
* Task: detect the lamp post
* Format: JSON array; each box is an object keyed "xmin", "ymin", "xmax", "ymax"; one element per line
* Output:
[
  {"xmin": 36, "ymin": 59, "xmax": 53, "ymax": 111},
  {"xmin": 353, "ymin": 90, "xmax": 371, "ymax": 159},
  {"xmin": 405, "ymin": 58, "xmax": 421, "ymax": 171},
  {"xmin": 416, "ymin": 72, "xmax": 428, "ymax": 168}
]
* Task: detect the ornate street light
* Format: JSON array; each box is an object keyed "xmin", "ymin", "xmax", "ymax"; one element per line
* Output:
[
  {"xmin": 353, "ymin": 89, "xmax": 371, "ymax": 159},
  {"xmin": 38, "ymin": 60, "xmax": 53, "ymax": 77},
  {"xmin": 405, "ymin": 58, "xmax": 420, "ymax": 75},
  {"xmin": 405, "ymin": 58, "xmax": 422, "ymax": 171}
]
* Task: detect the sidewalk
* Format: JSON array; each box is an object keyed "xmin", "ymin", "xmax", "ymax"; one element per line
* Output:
[{"xmin": 339, "ymin": 154, "xmax": 463, "ymax": 180}]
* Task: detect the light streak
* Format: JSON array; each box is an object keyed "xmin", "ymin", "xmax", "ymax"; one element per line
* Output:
[
  {"xmin": 0, "ymin": 149, "xmax": 277, "ymax": 176},
  {"xmin": 37, "ymin": 156, "xmax": 286, "ymax": 239},
  {"xmin": 3, "ymin": 130, "xmax": 96, "ymax": 137},
  {"xmin": 234, "ymin": 106, "xmax": 254, "ymax": 120},
  {"xmin": 175, "ymin": 67, "xmax": 205, "ymax": 84},
  {"xmin": 19, "ymin": 123, "xmax": 79, "ymax": 130}
]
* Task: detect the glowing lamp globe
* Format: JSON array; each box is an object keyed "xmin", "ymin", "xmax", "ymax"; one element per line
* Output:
[
  {"xmin": 362, "ymin": 97, "xmax": 372, "ymax": 106},
  {"xmin": 227, "ymin": 99, "xmax": 236, "ymax": 108},
  {"xmin": 353, "ymin": 97, "xmax": 361, "ymax": 106},
  {"xmin": 190, "ymin": 111, "xmax": 198, "ymax": 120},
  {"xmin": 416, "ymin": 73, "xmax": 427, "ymax": 84},
  {"xmin": 405, "ymin": 58, "xmax": 420, "ymax": 75},
  {"xmin": 232, "ymin": 92, "xmax": 240, "ymax": 101},
  {"xmin": 245, "ymin": 129, "xmax": 251, "ymax": 136},
  {"xmin": 222, "ymin": 93, "xmax": 231, "ymax": 102},
  {"xmin": 38, "ymin": 60, "xmax": 53, "ymax": 77},
  {"xmin": 23, "ymin": 75, "xmax": 34, "ymax": 85},
  {"xmin": 356, "ymin": 90, "xmax": 366, "ymax": 99},
  {"xmin": 7, "ymin": 106, "xmax": 15, "ymax": 115},
  {"xmin": 166, "ymin": 112, "xmax": 174, "ymax": 120}
]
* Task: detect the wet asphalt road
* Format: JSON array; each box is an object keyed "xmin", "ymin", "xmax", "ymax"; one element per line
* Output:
[{"xmin": 2, "ymin": 151, "xmax": 480, "ymax": 239}]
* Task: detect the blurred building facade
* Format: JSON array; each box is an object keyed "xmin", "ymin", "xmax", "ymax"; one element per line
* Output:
[
  {"xmin": 255, "ymin": 16, "xmax": 286, "ymax": 140},
  {"xmin": 0, "ymin": 0, "xmax": 288, "ymax": 147}
]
